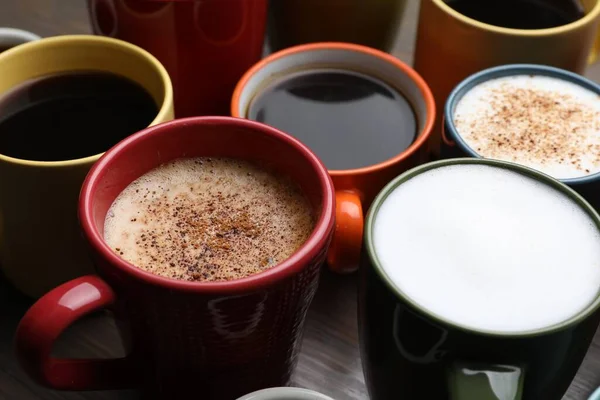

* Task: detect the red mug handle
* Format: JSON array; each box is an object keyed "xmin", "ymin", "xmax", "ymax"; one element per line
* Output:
[{"xmin": 15, "ymin": 275, "xmax": 136, "ymax": 391}]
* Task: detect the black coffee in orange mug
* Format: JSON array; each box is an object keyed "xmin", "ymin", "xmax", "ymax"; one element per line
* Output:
[{"xmin": 246, "ymin": 68, "xmax": 417, "ymax": 170}]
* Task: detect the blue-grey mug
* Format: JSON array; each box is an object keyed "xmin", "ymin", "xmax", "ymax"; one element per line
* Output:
[{"xmin": 442, "ymin": 64, "xmax": 600, "ymax": 209}]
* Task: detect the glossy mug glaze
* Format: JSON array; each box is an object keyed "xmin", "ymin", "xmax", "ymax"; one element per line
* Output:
[
  {"xmin": 88, "ymin": 0, "xmax": 268, "ymax": 117},
  {"xmin": 232, "ymin": 42, "xmax": 435, "ymax": 274},
  {"xmin": 15, "ymin": 117, "xmax": 335, "ymax": 399},
  {"xmin": 359, "ymin": 158, "xmax": 600, "ymax": 400}
]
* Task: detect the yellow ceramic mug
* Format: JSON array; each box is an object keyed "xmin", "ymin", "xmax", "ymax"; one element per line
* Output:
[
  {"xmin": 0, "ymin": 35, "xmax": 174, "ymax": 298},
  {"xmin": 414, "ymin": 0, "xmax": 600, "ymax": 157},
  {"xmin": 592, "ymin": 30, "xmax": 600, "ymax": 63}
]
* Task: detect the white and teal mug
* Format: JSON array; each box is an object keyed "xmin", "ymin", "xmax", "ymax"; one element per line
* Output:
[
  {"xmin": 0, "ymin": 28, "xmax": 40, "ymax": 52},
  {"xmin": 237, "ymin": 388, "xmax": 335, "ymax": 400}
]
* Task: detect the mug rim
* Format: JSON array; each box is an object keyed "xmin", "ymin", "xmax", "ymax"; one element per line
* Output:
[
  {"xmin": 236, "ymin": 387, "xmax": 335, "ymax": 400},
  {"xmin": 444, "ymin": 63, "xmax": 600, "ymax": 185},
  {"xmin": 231, "ymin": 41, "xmax": 436, "ymax": 177},
  {"xmin": 79, "ymin": 116, "xmax": 335, "ymax": 295},
  {"xmin": 364, "ymin": 157, "xmax": 600, "ymax": 338},
  {"xmin": 588, "ymin": 387, "xmax": 600, "ymax": 400},
  {"xmin": 432, "ymin": 0, "xmax": 600, "ymax": 37},
  {"xmin": 0, "ymin": 34, "xmax": 173, "ymax": 168},
  {"xmin": 0, "ymin": 27, "xmax": 41, "ymax": 44}
]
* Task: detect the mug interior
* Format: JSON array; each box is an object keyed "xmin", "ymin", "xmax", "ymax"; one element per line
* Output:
[
  {"xmin": 365, "ymin": 158, "xmax": 600, "ymax": 337},
  {"xmin": 80, "ymin": 117, "xmax": 334, "ymax": 292},
  {"xmin": 444, "ymin": 63, "xmax": 600, "ymax": 185},
  {"xmin": 234, "ymin": 44, "xmax": 432, "ymax": 170},
  {"xmin": 0, "ymin": 35, "xmax": 172, "ymax": 165}
]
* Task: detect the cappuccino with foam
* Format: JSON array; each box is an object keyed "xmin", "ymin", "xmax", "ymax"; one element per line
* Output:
[
  {"xmin": 373, "ymin": 164, "xmax": 600, "ymax": 333},
  {"xmin": 104, "ymin": 157, "xmax": 315, "ymax": 282},
  {"xmin": 454, "ymin": 75, "xmax": 600, "ymax": 180}
]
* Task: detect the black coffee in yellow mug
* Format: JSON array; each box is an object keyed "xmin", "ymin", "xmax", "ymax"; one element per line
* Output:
[{"xmin": 446, "ymin": 0, "xmax": 585, "ymax": 29}]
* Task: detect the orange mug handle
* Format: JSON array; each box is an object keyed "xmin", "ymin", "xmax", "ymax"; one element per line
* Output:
[{"xmin": 327, "ymin": 190, "xmax": 363, "ymax": 274}]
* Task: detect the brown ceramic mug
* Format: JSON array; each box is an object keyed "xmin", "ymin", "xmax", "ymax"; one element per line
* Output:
[{"xmin": 266, "ymin": 0, "xmax": 407, "ymax": 52}]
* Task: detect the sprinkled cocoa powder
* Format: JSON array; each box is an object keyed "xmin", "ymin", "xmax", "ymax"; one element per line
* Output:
[
  {"xmin": 103, "ymin": 158, "xmax": 315, "ymax": 282},
  {"xmin": 453, "ymin": 75, "xmax": 600, "ymax": 179}
]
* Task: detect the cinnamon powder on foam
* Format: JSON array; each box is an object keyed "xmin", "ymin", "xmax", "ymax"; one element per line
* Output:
[
  {"xmin": 103, "ymin": 158, "xmax": 315, "ymax": 282},
  {"xmin": 453, "ymin": 75, "xmax": 600, "ymax": 180}
]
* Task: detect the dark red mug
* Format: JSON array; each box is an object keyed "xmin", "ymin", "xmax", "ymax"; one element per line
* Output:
[
  {"xmin": 88, "ymin": 0, "xmax": 268, "ymax": 118},
  {"xmin": 14, "ymin": 117, "xmax": 335, "ymax": 399}
]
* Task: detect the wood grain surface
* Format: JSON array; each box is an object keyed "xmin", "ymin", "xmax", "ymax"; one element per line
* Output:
[{"xmin": 1, "ymin": 1, "xmax": 600, "ymax": 399}]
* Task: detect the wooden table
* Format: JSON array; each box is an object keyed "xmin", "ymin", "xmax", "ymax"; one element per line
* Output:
[{"xmin": 1, "ymin": 1, "xmax": 600, "ymax": 399}]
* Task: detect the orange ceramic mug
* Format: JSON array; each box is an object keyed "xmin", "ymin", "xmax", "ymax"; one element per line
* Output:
[{"xmin": 232, "ymin": 43, "xmax": 435, "ymax": 273}]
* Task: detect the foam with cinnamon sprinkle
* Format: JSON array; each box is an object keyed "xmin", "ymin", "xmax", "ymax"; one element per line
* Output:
[
  {"xmin": 454, "ymin": 75, "xmax": 600, "ymax": 179},
  {"xmin": 103, "ymin": 157, "xmax": 315, "ymax": 282}
]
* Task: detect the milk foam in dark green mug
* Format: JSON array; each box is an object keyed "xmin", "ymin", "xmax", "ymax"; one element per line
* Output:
[{"xmin": 359, "ymin": 158, "xmax": 600, "ymax": 399}]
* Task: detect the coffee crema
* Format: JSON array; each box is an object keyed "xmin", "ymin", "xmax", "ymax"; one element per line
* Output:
[
  {"xmin": 104, "ymin": 157, "xmax": 315, "ymax": 282},
  {"xmin": 373, "ymin": 164, "xmax": 600, "ymax": 333},
  {"xmin": 453, "ymin": 75, "xmax": 600, "ymax": 179}
]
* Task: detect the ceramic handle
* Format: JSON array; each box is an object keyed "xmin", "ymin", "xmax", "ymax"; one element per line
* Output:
[
  {"xmin": 15, "ymin": 275, "xmax": 136, "ymax": 390},
  {"xmin": 447, "ymin": 362, "xmax": 524, "ymax": 400},
  {"xmin": 327, "ymin": 190, "xmax": 363, "ymax": 274},
  {"xmin": 441, "ymin": 116, "xmax": 456, "ymax": 147}
]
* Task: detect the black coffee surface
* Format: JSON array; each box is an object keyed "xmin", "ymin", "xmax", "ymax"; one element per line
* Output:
[
  {"xmin": 248, "ymin": 69, "xmax": 417, "ymax": 170},
  {"xmin": 0, "ymin": 71, "xmax": 157, "ymax": 161},
  {"xmin": 445, "ymin": 0, "xmax": 585, "ymax": 29}
]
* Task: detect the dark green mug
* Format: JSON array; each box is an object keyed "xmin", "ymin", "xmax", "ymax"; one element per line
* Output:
[{"xmin": 358, "ymin": 158, "xmax": 600, "ymax": 400}]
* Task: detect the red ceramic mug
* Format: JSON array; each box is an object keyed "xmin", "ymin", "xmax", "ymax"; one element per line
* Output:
[
  {"xmin": 15, "ymin": 117, "xmax": 335, "ymax": 399},
  {"xmin": 88, "ymin": 0, "xmax": 268, "ymax": 117}
]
